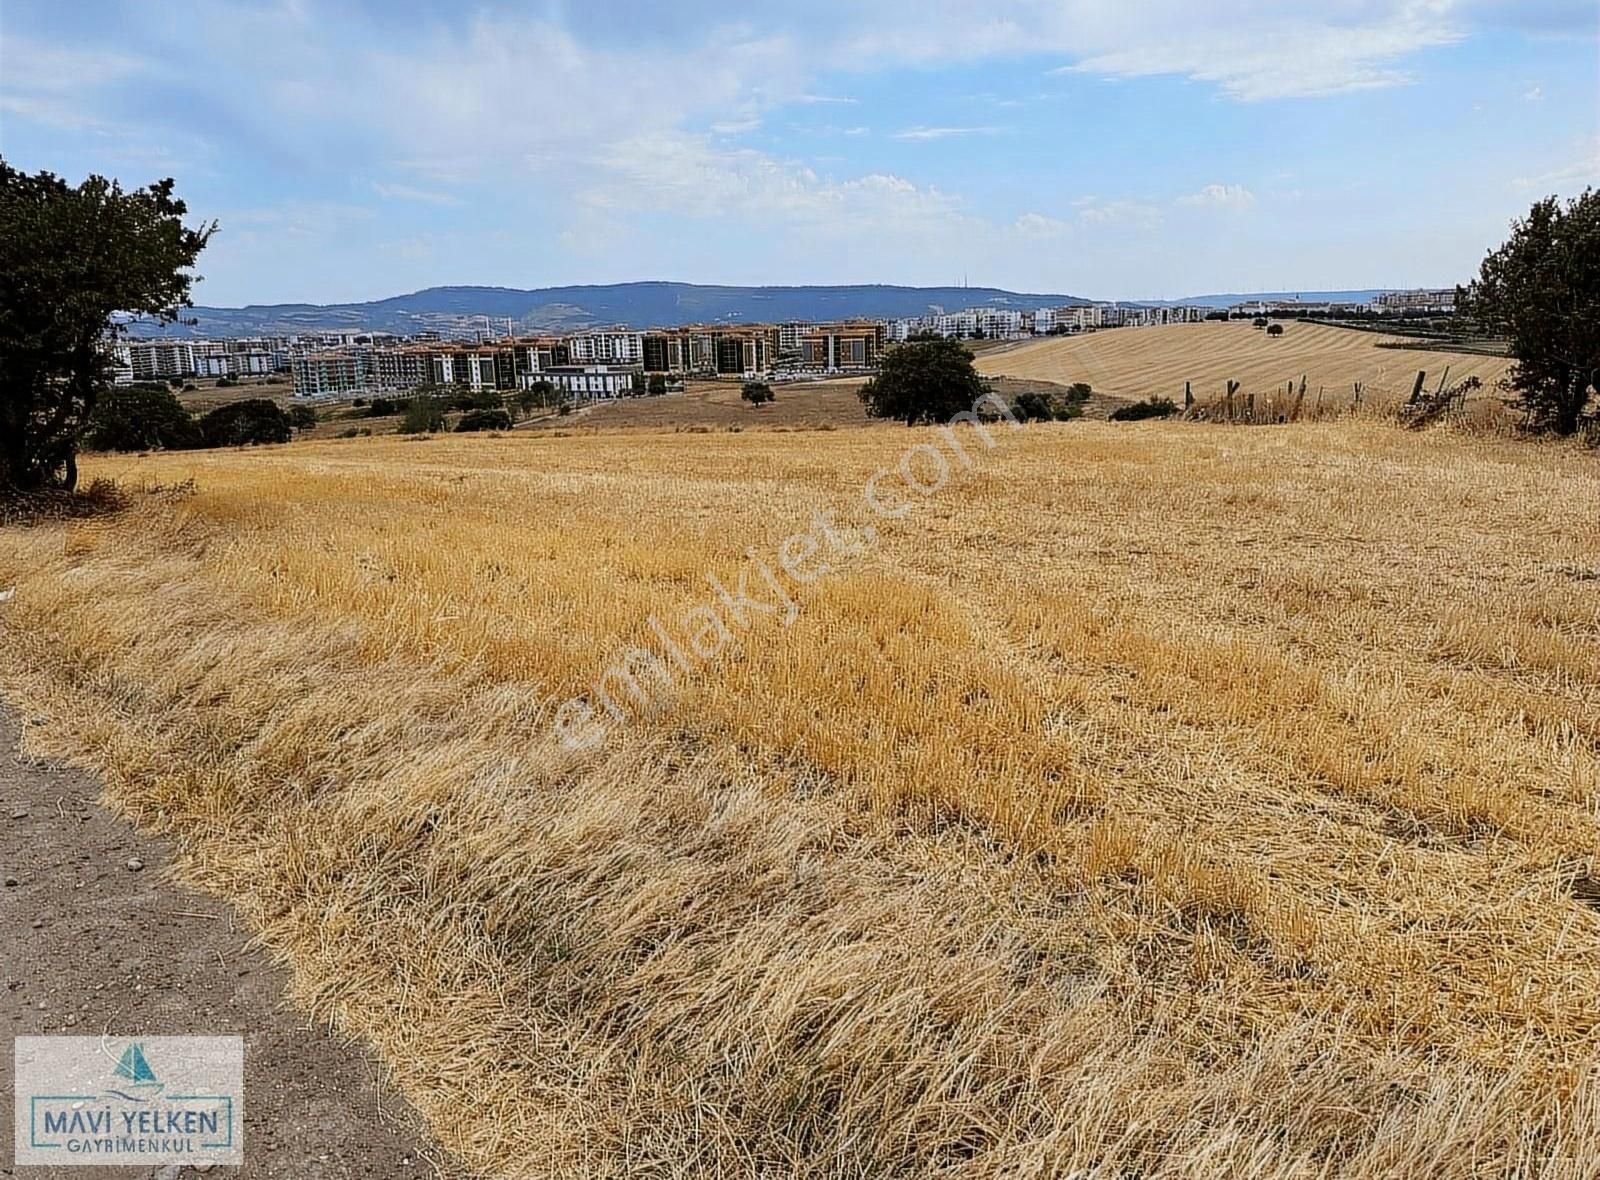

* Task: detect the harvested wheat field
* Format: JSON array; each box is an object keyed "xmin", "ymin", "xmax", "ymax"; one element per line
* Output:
[
  {"xmin": 979, "ymin": 321, "xmax": 1513, "ymax": 407},
  {"xmin": 2, "ymin": 419, "xmax": 1598, "ymax": 1178}
]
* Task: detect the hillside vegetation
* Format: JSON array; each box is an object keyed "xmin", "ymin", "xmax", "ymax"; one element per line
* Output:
[
  {"xmin": 2, "ymin": 422, "xmax": 1597, "ymax": 1177},
  {"xmin": 978, "ymin": 321, "xmax": 1513, "ymax": 406}
]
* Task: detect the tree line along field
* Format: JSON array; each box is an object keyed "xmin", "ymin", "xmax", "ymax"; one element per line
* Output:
[
  {"xmin": 2, "ymin": 418, "xmax": 1597, "ymax": 1177},
  {"xmin": 976, "ymin": 320, "xmax": 1514, "ymax": 409}
]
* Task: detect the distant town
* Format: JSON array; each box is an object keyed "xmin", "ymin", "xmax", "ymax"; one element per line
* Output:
[{"xmin": 109, "ymin": 288, "xmax": 1460, "ymax": 401}]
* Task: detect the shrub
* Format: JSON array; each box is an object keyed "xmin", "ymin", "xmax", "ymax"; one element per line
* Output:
[
  {"xmin": 455, "ymin": 408, "xmax": 513, "ymax": 432},
  {"xmin": 1012, "ymin": 391, "xmax": 1056, "ymax": 422},
  {"xmin": 1109, "ymin": 397, "xmax": 1179, "ymax": 422},
  {"xmin": 741, "ymin": 380, "xmax": 775, "ymax": 406},
  {"xmin": 83, "ymin": 384, "xmax": 203, "ymax": 452},
  {"xmin": 451, "ymin": 388, "xmax": 504, "ymax": 412},
  {"xmin": 1266, "ymin": 323, "xmax": 1285, "ymax": 337},
  {"xmin": 647, "ymin": 374, "xmax": 669, "ymax": 396},
  {"xmin": 352, "ymin": 397, "xmax": 368, "ymax": 408},
  {"xmin": 1014, "ymin": 386, "xmax": 1088, "ymax": 422},
  {"xmin": 367, "ymin": 397, "xmax": 397, "ymax": 417},
  {"xmin": 198, "ymin": 398, "xmax": 292, "ymax": 446},
  {"xmin": 288, "ymin": 403, "xmax": 318, "ymax": 430},
  {"xmin": 400, "ymin": 394, "xmax": 447, "ymax": 434}
]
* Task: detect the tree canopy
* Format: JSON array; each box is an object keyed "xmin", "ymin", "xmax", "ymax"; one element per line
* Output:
[
  {"xmin": 199, "ymin": 398, "xmax": 292, "ymax": 447},
  {"xmin": 83, "ymin": 383, "xmax": 203, "ymax": 453},
  {"xmin": 1460, "ymin": 189, "xmax": 1599, "ymax": 435},
  {"xmin": 740, "ymin": 380, "xmax": 774, "ymax": 406},
  {"xmin": 1, "ymin": 163, "xmax": 214, "ymax": 491},
  {"xmin": 858, "ymin": 337, "xmax": 990, "ymax": 426}
]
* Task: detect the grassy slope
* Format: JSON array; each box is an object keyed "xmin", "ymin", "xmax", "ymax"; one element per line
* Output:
[
  {"xmin": 977, "ymin": 321, "xmax": 1514, "ymax": 406},
  {"xmin": 1, "ymin": 422, "xmax": 1597, "ymax": 1177}
]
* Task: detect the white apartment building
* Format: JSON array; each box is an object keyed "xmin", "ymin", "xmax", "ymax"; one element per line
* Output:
[
  {"xmin": 125, "ymin": 340, "xmax": 197, "ymax": 381},
  {"xmin": 973, "ymin": 308, "xmax": 1028, "ymax": 338},
  {"xmin": 1376, "ymin": 288, "xmax": 1456, "ymax": 313},
  {"xmin": 567, "ymin": 330, "xmax": 643, "ymax": 365},
  {"xmin": 539, "ymin": 365, "xmax": 642, "ymax": 399}
]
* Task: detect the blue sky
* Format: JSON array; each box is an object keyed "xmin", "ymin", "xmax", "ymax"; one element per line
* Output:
[{"xmin": 1, "ymin": 1, "xmax": 1595, "ymax": 306}]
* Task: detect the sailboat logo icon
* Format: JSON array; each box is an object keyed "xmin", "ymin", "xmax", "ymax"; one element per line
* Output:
[{"xmin": 107, "ymin": 1043, "xmax": 164, "ymax": 1101}]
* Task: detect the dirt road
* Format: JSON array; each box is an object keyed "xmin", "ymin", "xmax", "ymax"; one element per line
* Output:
[{"xmin": 1, "ymin": 707, "xmax": 457, "ymax": 1179}]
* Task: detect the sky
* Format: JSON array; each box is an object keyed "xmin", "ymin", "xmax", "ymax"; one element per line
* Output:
[{"xmin": 1, "ymin": 1, "xmax": 1596, "ymax": 307}]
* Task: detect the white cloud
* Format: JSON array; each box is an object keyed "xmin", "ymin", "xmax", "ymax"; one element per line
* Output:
[
  {"xmin": 893, "ymin": 126, "xmax": 1002, "ymax": 141},
  {"xmin": 1075, "ymin": 198, "xmax": 1163, "ymax": 227},
  {"xmin": 372, "ymin": 182, "xmax": 462, "ymax": 207},
  {"xmin": 1012, "ymin": 212, "xmax": 1074, "ymax": 239},
  {"xmin": 1522, "ymin": 85, "xmax": 1544, "ymax": 101},
  {"xmin": 1177, "ymin": 184, "xmax": 1258, "ymax": 211},
  {"xmin": 835, "ymin": 0, "xmax": 1467, "ymax": 100},
  {"xmin": 1511, "ymin": 138, "xmax": 1600, "ymax": 192}
]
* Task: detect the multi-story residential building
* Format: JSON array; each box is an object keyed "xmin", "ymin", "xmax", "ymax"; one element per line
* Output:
[
  {"xmin": 798, "ymin": 321, "xmax": 888, "ymax": 371},
  {"xmin": 292, "ymin": 345, "xmax": 428, "ymax": 398},
  {"xmin": 292, "ymin": 351, "xmax": 367, "ymax": 398},
  {"xmin": 1376, "ymin": 288, "xmax": 1456, "ymax": 313},
  {"xmin": 973, "ymin": 308, "xmax": 1028, "ymax": 338},
  {"xmin": 637, "ymin": 325, "xmax": 779, "ymax": 376},
  {"xmin": 568, "ymin": 330, "xmax": 644, "ymax": 365},
  {"xmin": 126, "ymin": 340, "xmax": 198, "ymax": 381},
  {"xmin": 538, "ymin": 365, "xmax": 643, "ymax": 399}
]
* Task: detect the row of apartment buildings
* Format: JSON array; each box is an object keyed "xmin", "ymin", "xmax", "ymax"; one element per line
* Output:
[
  {"xmin": 111, "ymin": 337, "xmax": 294, "ymax": 383},
  {"xmin": 886, "ymin": 303, "xmax": 1213, "ymax": 341},
  {"xmin": 290, "ymin": 321, "xmax": 890, "ymax": 399}
]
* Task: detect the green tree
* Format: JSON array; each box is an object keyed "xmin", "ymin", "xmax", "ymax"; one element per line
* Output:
[
  {"xmin": 83, "ymin": 384, "xmax": 203, "ymax": 452},
  {"xmin": 455, "ymin": 408, "xmax": 513, "ymax": 432},
  {"xmin": 288, "ymin": 403, "xmax": 318, "ymax": 431},
  {"xmin": 1460, "ymin": 189, "xmax": 1599, "ymax": 435},
  {"xmin": 858, "ymin": 337, "xmax": 990, "ymax": 426},
  {"xmin": 1266, "ymin": 323, "xmax": 1285, "ymax": 337},
  {"xmin": 1012, "ymin": 391, "xmax": 1055, "ymax": 421},
  {"xmin": 647, "ymin": 373, "xmax": 669, "ymax": 396},
  {"xmin": 740, "ymin": 380, "xmax": 775, "ymax": 406},
  {"xmin": 0, "ymin": 165, "xmax": 214, "ymax": 491},
  {"xmin": 401, "ymin": 391, "xmax": 447, "ymax": 434},
  {"xmin": 199, "ymin": 399, "xmax": 292, "ymax": 446},
  {"xmin": 528, "ymin": 379, "xmax": 557, "ymax": 408}
]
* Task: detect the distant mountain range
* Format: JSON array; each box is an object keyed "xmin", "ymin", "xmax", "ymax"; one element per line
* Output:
[
  {"xmin": 125, "ymin": 281, "xmax": 1411, "ymax": 337},
  {"xmin": 126, "ymin": 282, "xmax": 1094, "ymax": 338}
]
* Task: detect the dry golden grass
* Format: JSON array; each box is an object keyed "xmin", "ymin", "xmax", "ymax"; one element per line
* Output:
[
  {"xmin": 2, "ymin": 419, "xmax": 1598, "ymax": 1178},
  {"xmin": 978, "ymin": 321, "xmax": 1513, "ymax": 409}
]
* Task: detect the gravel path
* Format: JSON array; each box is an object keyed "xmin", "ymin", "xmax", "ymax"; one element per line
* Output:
[{"xmin": 1, "ymin": 707, "xmax": 458, "ymax": 1179}]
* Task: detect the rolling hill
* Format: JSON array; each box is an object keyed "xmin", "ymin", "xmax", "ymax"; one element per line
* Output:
[
  {"xmin": 976, "ymin": 321, "xmax": 1512, "ymax": 404},
  {"xmin": 127, "ymin": 282, "xmax": 1092, "ymax": 338}
]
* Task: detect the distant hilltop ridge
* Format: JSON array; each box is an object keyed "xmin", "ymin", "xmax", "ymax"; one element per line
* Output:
[
  {"xmin": 126, "ymin": 280, "xmax": 1405, "ymax": 338},
  {"xmin": 127, "ymin": 282, "xmax": 1093, "ymax": 338}
]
